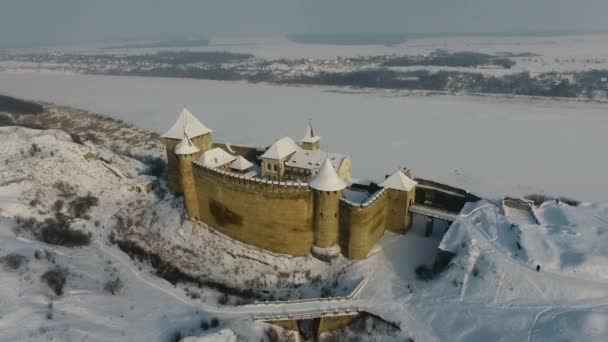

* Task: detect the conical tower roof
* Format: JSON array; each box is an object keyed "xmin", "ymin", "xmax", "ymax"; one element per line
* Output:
[
  {"xmin": 174, "ymin": 134, "xmax": 200, "ymax": 155},
  {"xmin": 301, "ymin": 120, "xmax": 320, "ymax": 144},
  {"xmin": 162, "ymin": 107, "xmax": 213, "ymax": 140},
  {"xmin": 380, "ymin": 170, "xmax": 417, "ymax": 191},
  {"xmin": 308, "ymin": 158, "xmax": 347, "ymax": 191}
]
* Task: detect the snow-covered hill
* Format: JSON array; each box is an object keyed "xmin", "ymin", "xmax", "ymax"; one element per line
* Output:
[
  {"xmin": 350, "ymin": 200, "xmax": 608, "ymax": 341},
  {"xmin": 1, "ymin": 125, "xmax": 607, "ymax": 341}
]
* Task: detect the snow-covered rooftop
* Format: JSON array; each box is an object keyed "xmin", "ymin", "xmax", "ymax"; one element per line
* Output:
[
  {"xmin": 285, "ymin": 149, "xmax": 347, "ymax": 171},
  {"xmin": 260, "ymin": 137, "xmax": 299, "ymax": 160},
  {"xmin": 230, "ymin": 156, "xmax": 254, "ymax": 171},
  {"xmin": 308, "ymin": 158, "xmax": 348, "ymax": 191},
  {"xmin": 301, "ymin": 121, "xmax": 320, "ymax": 144},
  {"xmin": 174, "ymin": 135, "xmax": 200, "ymax": 155},
  {"xmin": 380, "ymin": 170, "xmax": 417, "ymax": 191},
  {"xmin": 161, "ymin": 107, "xmax": 213, "ymax": 140},
  {"xmin": 195, "ymin": 147, "xmax": 236, "ymax": 169}
]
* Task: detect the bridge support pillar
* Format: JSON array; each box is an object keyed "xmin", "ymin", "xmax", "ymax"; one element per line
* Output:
[{"xmin": 425, "ymin": 217, "xmax": 434, "ymax": 237}]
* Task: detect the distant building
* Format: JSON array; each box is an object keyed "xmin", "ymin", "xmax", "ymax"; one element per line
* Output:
[{"xmin": 162, "ymin": 108, "xmax": 416, "ymax": 259}]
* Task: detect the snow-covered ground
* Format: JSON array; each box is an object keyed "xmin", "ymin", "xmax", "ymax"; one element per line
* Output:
[
  {"xmin": 0, "ymin": 127, "xmax": 271, "ymax": 341},
  {"xmin": 1, "ymin": 121, "xmax": 607, "ymax": 341},
  {"xmin": 345, "ymin": 200, "xmax": 608, "ymax": 341},
  {"xmin": 2, "ymin": 72, "xmax": 608, "ymax": 203}
]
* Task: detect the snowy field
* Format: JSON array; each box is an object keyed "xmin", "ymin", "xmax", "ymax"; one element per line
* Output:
[{"xmin": 1, "ymin": 72, "xmax": 608, "ymax": 203}]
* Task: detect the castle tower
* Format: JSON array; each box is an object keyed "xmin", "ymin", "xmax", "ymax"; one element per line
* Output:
[
  {"xmin": 309, "ymin": 158, "xmax": 348, "ymax": 248},
  {"xmin": 300, "ymin": 120, "xmax": 320, "ymax": 151},
  {"xmin": 175, "ymin": 135, "xmax": 201, "ymax": 220},
  {"xmin": 380, "ymin": 170, "xmax": 417, "ymax": 233},
  {"xmin": 161, "ymin": 107, "xmax": 213, "ymax": 194}
]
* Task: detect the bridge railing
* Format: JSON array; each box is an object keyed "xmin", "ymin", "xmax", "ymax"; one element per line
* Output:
[
  {"xmin": 410, "ymin": 204, "xmax": 459, "ymax": 222},
  {"xmin": 249, "ymin": 277, "xmax": 367, "ymax": 306},
  {"xmin": 253, "ymin": 308, "xmax": 363, "ymax": 321}
]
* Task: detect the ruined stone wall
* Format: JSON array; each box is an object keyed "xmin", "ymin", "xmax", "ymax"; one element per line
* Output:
[
  {"xmin": 385, "ymin": 188, "xmax": 416, "ymax": 234},
  {"xmin": 339, "ymin": 189, "xmax": 388, "ymax": 259},
  {"xmin": 193, "ymin": 164, "xmax": 314, "ymax": 256}
]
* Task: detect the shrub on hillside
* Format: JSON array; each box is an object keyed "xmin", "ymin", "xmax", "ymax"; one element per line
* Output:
[
  {"xmin": 70, "ymin": 133, "xmax": 84, "ymax": 145},
  {"xmin": 140, "ymin": 156, "xmax": 167, "ymax": 179},
  {"xmin": 0, "ymin": 113, "xmax": 15, "ymax": 126},
  {"xmin": 0, "ymin": 253, "xmax": 29, "ymax": 270},
  {"xmin": 68, "ymin": 193, "xmax": 99, "ymax": 219},
  {"xmin": 52, "ymin": 200, "xmax": 64, "ymax": 212},
  {"xmin": 39, "ymin": 218, "xmax": 92, "ymax": 247},
  {"xmin": 210, "ymin": 317, "xmax": 219, "ymax": 328},
  {"xmin": 54, "ymin": 181, "xmax": 77, "ymax": 198},
  {"xmin": 104, "ymin": 277, "xmax": 123, "ymax": 295},
  {"xmin": 41, "ymin": 267, "xmax": 68, "ymax": 296},
  {"xmin": 15, "ymin": 213, "xmax": 92, "ymax": 247},
  {"xmin": 28, "ymin": 143, "xmax": 41, "ymax": 156},
  {"xmin": 415, "ymin": 264, "xmax": 435, "ymax": 281}
]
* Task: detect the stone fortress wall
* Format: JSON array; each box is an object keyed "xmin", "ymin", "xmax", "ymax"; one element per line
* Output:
[
  {"xmin": 189, "ymin": 161, "xmax": 411, "ymax": 259},
  {"xmin": 193, "ymin": 163, "xmax": 314, "ymax": 256},
  {"xmin": 163, "ymin": 109, "xmax": 420, "ymax": 260},
  {"xmin": 340, "ymin": 189, "xmax": 389, "ymax": 259}
]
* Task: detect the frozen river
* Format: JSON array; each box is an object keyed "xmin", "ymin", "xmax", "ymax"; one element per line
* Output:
[{"xmin": 1, "ymin": 72, "xmax": 607, "ymax": 203}]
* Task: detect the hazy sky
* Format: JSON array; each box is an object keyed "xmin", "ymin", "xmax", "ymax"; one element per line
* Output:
[{"xmin": 1, "ymin": 0, "xmax": 608, "ymax": 46}]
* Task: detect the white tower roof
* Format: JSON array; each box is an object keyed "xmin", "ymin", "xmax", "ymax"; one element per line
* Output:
[
  {"xmin": 380, "ymin": 170, "xmax": 417, "ymax": 191},
  {"xmin": 301, "ymin": 121, "xmax": 320, "ymax": 144},
  {"xmin": 161, "ymin": 107, "xmax": 213, "ymax": 140},
  {"xmin": 196, "ymin": 147, "xmax": 236, "ymax": 169},
  {"xmin": 260, "ymin": 137, "xmax": 300, "ymax": 160},
  {"xmin": 230, "ymin": 156, "xmax": 254, "ymax": 171},
  {"xmin": 308, "ymin": 158, "xmax": 348, "ymax": 192},
  {"xmin": 174, "ymin": 135, "xmax": 200, "ymax": 155}
]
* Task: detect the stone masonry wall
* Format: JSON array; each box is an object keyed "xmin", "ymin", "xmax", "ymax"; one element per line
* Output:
[
  {"xmin": 339, "ymin": 189, "xmax": 388, "ymax": 259},
  {"xmin": 193, "ymin": 164, "xmax": 314, "ymax": 256}
]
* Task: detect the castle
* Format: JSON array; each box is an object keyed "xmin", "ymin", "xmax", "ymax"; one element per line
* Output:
[{"xmin": 162, "ymin": 108, "xmax": 417, "ymax": 259}]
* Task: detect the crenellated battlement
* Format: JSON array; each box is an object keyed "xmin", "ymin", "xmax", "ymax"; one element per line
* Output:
[
  {"xmin": 193, "ymin": 163, "xmax": 310, "ymax": 195},
  {"xmin": 340, "ymin": 188, "xmax": 388, "ymax": 210}
]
